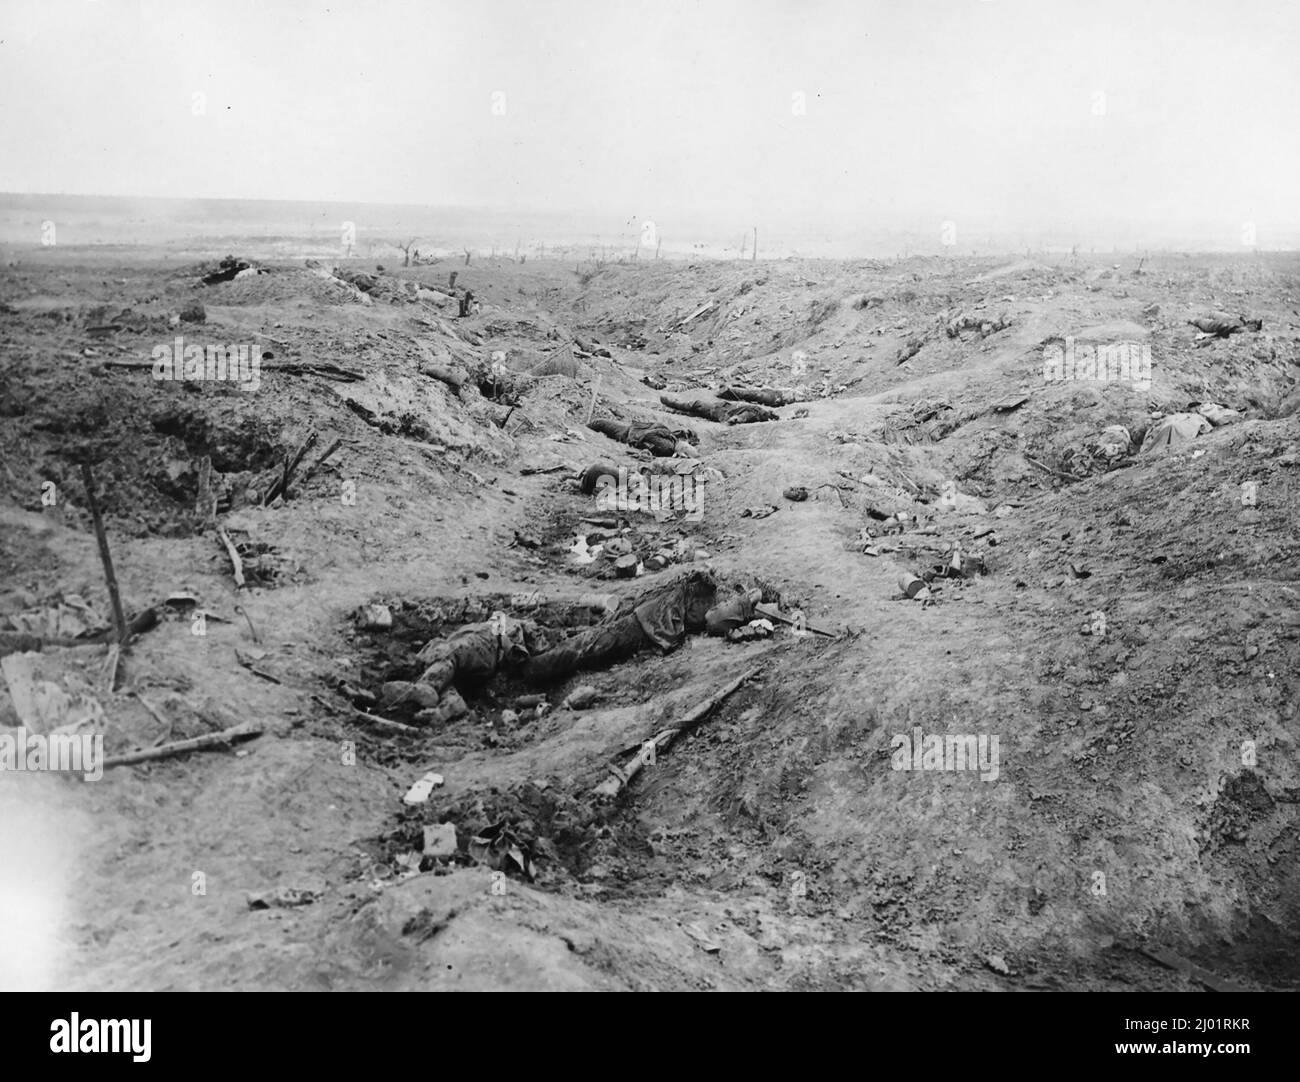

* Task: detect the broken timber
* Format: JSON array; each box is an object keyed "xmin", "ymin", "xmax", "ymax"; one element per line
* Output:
[
  {"xmin": 80, "ymin": 462, "xmax": 128, "ymax": 644},
  {"xmin": 297, "ymin": 438, "xmax": 343, "ymax": 488},
  {"xmin": 102, "ymin": 720, "xmax": 264, "ymax": 769},
  {"xmin": 674, "ymin": 300, "xmax": 716, "ymax": 329},
  {"xmin": 263, "ymin": 430, "xmax": 319, "ymax": 505},
  {"xmin": 217, "ymin": 528, "xmax": 246, "ymax": 588},
  {"xmin": 754, "ymin": 602, "xmax": 836, "ymax": 637},
  {"xmin": 594, "ymin": 666, "xmax": 760, "ymax": 798}
]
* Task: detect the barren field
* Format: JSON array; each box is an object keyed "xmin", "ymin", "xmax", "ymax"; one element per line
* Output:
[{"xmin": 2, "ymin": 247, "xmax": 1298, "ymax": 991}]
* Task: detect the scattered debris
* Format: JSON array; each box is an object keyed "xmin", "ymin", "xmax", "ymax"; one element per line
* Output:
[
  {"xmin": 1025, "ymin": 454, "xmax": 1079, "ymax": 481},
  {"xmin": 236, "ymin": 648, "xmax": 280, "ymax": 684},
  {"xmin": 674, "ymin": 300, "xmax": 716, "ymax": 329},
  {"xmin": 990, "ymin": 394, "xmax": 1029, "ymax": 414},
  {"xmin": 727, "ymin": 618, "xmax": 774, "ymax": 642},
  {"xmin": 234, "ymin": 605, "xmax": 260, "ymax": 642},
  {"xmin": 754, "ymin": 602, "xmax": 836, "ymax": 637},
  {"xmin": 898, "ymin": 573, "xmax": 931, "ymax": 600},
  {"xmin": 355, "ymin": 708, "xmax": 420, "ymax": 734},
  {"xmin": 982, "ymin": 953, "xmax": 1013, "ymax": 976},
  {"xmin": 468, "ymin": 821, "xmax": 535, "ymax": 879},
  {"xmin": 263, "ymin": 430, "xmax": 319, "ymax": 505},
  {"xmin": 354, "ymin": 604, "xmax": 393, "ymax": 631},
  {"xmin": 681, "ymin": 922, "xmax": 723, "ymax": 953},
  {"xmin": 422, "ymin": 823, "xmax": 459, "ymax": 859},
  {"xmin": 247, "ymin": 887, "xmax": 318, "ymax": 910}
]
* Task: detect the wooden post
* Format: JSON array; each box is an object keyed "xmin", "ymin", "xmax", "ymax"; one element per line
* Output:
[
  {"xmin": 217, "ymin": 527, "xmax": 246, "ymax": 588},
  {"xmin": 752, "ymin": 226, "xmax": 758, "ymax": 262},
  {"xmin": 80, "ymin": 462, "xmax": 127, "ymax": 643}
]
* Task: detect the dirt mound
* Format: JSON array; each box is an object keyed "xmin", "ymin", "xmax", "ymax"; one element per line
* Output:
[{"xmin": 202, "ymin": 265, "xmax": 374, "ymax": 307}]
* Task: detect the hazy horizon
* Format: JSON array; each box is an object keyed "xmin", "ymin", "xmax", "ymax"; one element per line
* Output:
[
  {"xmin": 6, "ymin": 190, "xmax": 1298, "ymax": 259},
  {"xmin": 3, "ymin": 0, "xmax": 1299, "ymax": 255}
]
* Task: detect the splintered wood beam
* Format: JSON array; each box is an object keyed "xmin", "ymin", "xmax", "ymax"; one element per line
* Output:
[{"xmin": 80, "ymin": 462, "xmax": 128, "ymax": 644}]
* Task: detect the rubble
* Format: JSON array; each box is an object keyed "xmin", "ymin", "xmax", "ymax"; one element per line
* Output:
[{"xmin": 403, "ymin": 771, "xmax": 446, "ymax": 805}]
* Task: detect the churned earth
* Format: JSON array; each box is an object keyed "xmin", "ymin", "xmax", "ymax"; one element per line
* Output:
[{"xmin": 1, "ymin": 246, "xmax": 1298, "ymax": 990}]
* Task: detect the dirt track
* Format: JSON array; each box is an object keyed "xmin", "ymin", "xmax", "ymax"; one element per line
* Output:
[{"xmin": 2, "ymin": 249, "xmax": 1298, "ymax": 990}]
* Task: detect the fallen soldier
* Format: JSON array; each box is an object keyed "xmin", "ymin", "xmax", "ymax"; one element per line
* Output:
[
  {"xmin": 659, "ymin": 393, "xmax": 778, "ymax": 425},
  {"xmin": 589, "ymin": 417, "xmax": 697, "ymax": 457},
  {"xmin": 524, "ymin": 571, "xmax": 718, "ymax": 683},
  {"xmin": 1189, "ymin": 314, "xmax": 1263, "ymax": 339},
  {"xmin": 415, "ymin": 611, "xmax": 538, "ymax": 694},
  {"xmin": 410, "ymin": 573, "xmax": 721, "ymax": 703},
  {"xmin": 704, "ymin": 588, "xmax": 763, "ymax": 636},
  {"xmin": 717, "ymin": 386, "xmax": 794, "ymax": 407},
  {"xmin": 946, "ymin": 312, "xmax": 1011, "ymax": 339}
]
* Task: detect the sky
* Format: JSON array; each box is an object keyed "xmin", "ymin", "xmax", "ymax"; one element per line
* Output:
[{"xmin": 1, "ymin": 0, "xmax": 1297, "ymax": 240}]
